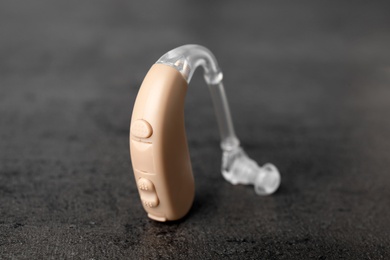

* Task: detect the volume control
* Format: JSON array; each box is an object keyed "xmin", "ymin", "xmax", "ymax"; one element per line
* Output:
[
  {"xmin": 137, "ymin": 178, "xmax": 159, "ymax": 208},
  {"xmin": 131, "ymin": 119, "xmax": 153, "ymax": 139}
]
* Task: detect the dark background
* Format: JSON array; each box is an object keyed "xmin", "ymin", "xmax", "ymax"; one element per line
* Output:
[{"xmin": 1, "ymin": 1, "xmax": 390, "ymax": 259}]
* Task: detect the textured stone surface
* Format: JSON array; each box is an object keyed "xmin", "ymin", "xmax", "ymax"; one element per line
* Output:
[{"xmin": 1, "ymin": 1, "xmax": 390, "ymax": 259}]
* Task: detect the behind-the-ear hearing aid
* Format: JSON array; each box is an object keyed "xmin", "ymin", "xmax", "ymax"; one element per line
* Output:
[{"xmin": 130, "ymin": 44, "xmax": 281, "ymax": 222}]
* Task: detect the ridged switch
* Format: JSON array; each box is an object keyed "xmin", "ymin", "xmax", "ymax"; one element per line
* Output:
[{"xmin": 137, "ymin": 178, "xmax": 159, "ymax": 208}]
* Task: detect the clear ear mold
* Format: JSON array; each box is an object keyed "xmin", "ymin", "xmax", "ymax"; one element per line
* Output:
[{"xmin": 157, "ymin": 44, "xmax": 281, "ymax": 195}]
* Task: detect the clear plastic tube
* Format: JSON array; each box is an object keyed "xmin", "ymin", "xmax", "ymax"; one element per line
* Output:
[{"xmin": 157, "ymin": 44, "xmax": 281, "ymax": 195}]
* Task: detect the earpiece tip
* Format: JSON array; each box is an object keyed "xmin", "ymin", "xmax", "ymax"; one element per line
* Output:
[{"xmin": 254, "ymin": 163, "xmax": 281, "ymax": 196}]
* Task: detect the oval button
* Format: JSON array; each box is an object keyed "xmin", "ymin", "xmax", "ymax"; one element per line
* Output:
[
  {"xmin": 131, "ymin": 119, "xmax": 153, "ymax": 138},
  {"xmin": 137, "ymin": 178, "xmax": 159, "ymax": 208},
  {"xmin": 137, "ymin": 178, "xmax": 155, "ymax": 192}
]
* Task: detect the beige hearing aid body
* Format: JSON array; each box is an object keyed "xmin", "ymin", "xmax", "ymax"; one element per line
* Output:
[
  {"xmin": 130, "ymin": 64, "xmax": 194, "ymax": 222},
  {"xmin": 130, "ymin": 45, "xmax": 281, "ymax": 222}
]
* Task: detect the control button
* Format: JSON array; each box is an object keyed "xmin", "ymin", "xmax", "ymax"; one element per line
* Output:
[
  {"xmin": 137, "ymin": 178, "xmax": 155, "ymax": 191},
  {"xmin": 131, "ymin": 119, "xmax": 153, "ymax": 139},
  {"xmin": 142, "ymin": 199, "xmax": 159, "ymax": 208},
  {"xmin": 130, "ymin": 140, "xmax": 154, "ymax": 173},
  {"xmin": 137, "ymin": 178, "xmax": 159, "ymax": 208}
]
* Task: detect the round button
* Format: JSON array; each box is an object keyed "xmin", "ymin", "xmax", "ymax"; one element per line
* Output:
[{"xmin": 131, "ymin": 119, "xmax": 153, "ymax": 139}]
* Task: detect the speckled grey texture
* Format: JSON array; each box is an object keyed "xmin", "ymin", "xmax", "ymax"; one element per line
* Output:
[{"xmin": 1, "ymin": 1, "xmax": 390, "ymax": 259}]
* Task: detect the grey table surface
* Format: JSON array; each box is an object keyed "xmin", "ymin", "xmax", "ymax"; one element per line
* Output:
[{"xmin": 1, "ymin": 1, "xmax": 390, "ymax": 259}]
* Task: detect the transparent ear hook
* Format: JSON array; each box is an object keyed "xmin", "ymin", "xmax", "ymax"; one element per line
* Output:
[{"xmin": 156, "ymin": 44, "xmax": 281, "ymax": 195}]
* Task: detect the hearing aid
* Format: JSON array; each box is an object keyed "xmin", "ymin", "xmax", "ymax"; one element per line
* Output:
[{"xmin": 130, "ymin": 45, "xmax": 281, "ymax": 222}]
